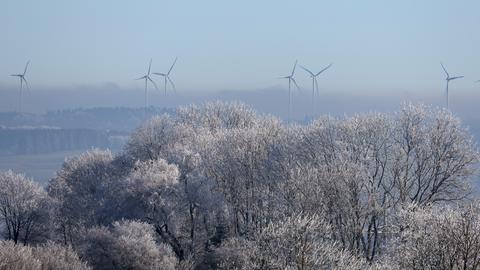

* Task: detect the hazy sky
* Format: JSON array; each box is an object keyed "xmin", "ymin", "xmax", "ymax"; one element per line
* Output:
[{"xmin": 1, "ymin": 0, "xmax": 479, "ymax": 92}]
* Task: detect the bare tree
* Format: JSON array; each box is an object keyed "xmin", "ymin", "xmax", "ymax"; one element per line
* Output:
[{"xmin": 0, "ymin": 170, "xmax": 50, "ymax": 245}]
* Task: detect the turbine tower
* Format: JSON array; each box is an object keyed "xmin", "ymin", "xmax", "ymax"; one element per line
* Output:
[
  {"xmin": 441, "ymin": 63, "xmax": 464, "ymax": 109},
  {"xmin": 153, "ymin": 57, "xmax": 177, "ymax": 95},
  {"xmin": 300, "ymin": 63, "xmax": 332, "ymax": 117},
  {"xmin": 279, "ymin": 60, "xmax": 300, "ymax": 123},
  {"xmin": 136, "ymin": 59, "xmax": 158, "ymax": 113},
  {"xmin": 10, "ymin": 61, "xmax": 30, "ymax": 113}
]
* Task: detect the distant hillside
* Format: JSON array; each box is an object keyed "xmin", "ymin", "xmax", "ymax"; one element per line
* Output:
[
  {"xmin": 0, "ymin": 126, "xmax": 117, "ymax": 155},
  {"xmin": 0, "ymin": 107, "xmax": 174, "ymax": 155},
  {"xmin": 0, "ymin": 107, "xmax": 174, "ymax": 132}
]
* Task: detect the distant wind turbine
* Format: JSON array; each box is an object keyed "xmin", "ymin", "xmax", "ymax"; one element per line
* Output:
[
  {"xmin": 136, "ymin": 59, "xmax": 158, "ymax": 113},
  {"xmin": 279, "ymin": 60, "xmax": 300, "ymax": 123},
  {"xmin": 300, "ymin": 63, "xmax": 332, "ymax": 117},
  {"xmin": 153, "ymin": 57, "xmax": 177, "ymax": 95},
  {"xmin": 441, "ymin": 63, "xmax": 464, "ymax": 109},
  {"xmin": 10, "ymin": 61, "xmax": 30, "ymax": 113}
]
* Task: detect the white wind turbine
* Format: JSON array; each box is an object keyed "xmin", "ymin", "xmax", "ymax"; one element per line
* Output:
[
  {"xmin": 136, "ymin": 59, "xmax": 158, "ymax": 113},
  {"xmin": 279, "ymin": 60, "xmax": 300, "ymax": 123},
  {"xmin": 441, "ymin": 63, "xmax": 464, "ymax": 109},
  {"xmin": 11, "ymin": 60, "xmax": 30, "ymax": 113},
  {"xmin": 300, "ymin": 63, "xmax": 332, "ymax": 117},
  {"xmin": 153, "ymin": 57, "xmax": 177, "ymax": 95}
]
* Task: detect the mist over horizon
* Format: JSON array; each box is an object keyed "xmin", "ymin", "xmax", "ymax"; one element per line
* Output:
[
  {"xmin": 2, "ymin": 84, "xmax": 480, "ymax": 143},
  {"xmin": 1, "ymin": 82, "xmax": 480, "ymax": 119}
]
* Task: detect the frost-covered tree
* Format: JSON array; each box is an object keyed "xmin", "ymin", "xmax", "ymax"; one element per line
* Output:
[
  {"xmin": 388, "ymin": 203, "xmax": 480, "ymax": 270},
  {"xmin": 201, "ymin": 117, "xmax": 287, "ymax": 237},
  {"xmin": 176, "ymin": 101, "xmax": 259, "ymax": 132},
  {"xmin": 47, "ymin": 149, "xmax": 114, "ymax": 246},
  {"xmin": 81, "ymin": 220, "xmax": 177, "ymax": 270},
  {"xmin": 288, "ymin": 103, "xmax": 479, "ymax": 260},
  {"xmin": 391, "ymin": 104, "xmax": 478, "ymax": 205},
  {"xmin": 33, "ymin": 241, "xmax": 91, "ymax": 270},
  {"xmin": 0, "ymin": 170, "xmax": 51, "ymax": 245},
  {"xmin": 0, "ymin": 240, "xmax": 39, "ymax": 269},
  {"xmin": 2, "ymin": 101, "xmax": 477, "ymax": 268},
  {"xmin": 123, "ymin": 102, "xmax": 265, "ymax": 263},
  {"xmin": 0, "ymin": 240, "xmax": 90, "ymax": 270},
  {"xmin": 214, "ymin": 214, "xmax": 372, "ymax": 270},
  {"xmin": 118, "ymin": 158, "xmax": 185, "ymax": 260}
]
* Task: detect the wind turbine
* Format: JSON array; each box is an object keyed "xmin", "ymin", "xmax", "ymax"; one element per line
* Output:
[
  {"xmin": 441, "ymin": 63, "xmax": 464, "ymax": 109},
  {"xmin": 153, "ymin": 57, "xmax": 177, "ymax": 95},
  {"xmin": 136, "ymin": 59, "xmax": 158, "ymax": 113},
  {"xmin": 279, "ymin": 60, "xmax": 300, "ymax": 123},
  {"xmin": 10, "ymin": 61, "xmax": 30, "ymax": 113},
  {"xmin": 300, "ymin": 63, "xmax": 332, "ymax": 117}
]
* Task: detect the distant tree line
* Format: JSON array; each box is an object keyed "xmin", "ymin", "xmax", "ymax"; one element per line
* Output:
[{"xmin": 1, "ymin": 102, "xmax": 479, "ymax": 269}]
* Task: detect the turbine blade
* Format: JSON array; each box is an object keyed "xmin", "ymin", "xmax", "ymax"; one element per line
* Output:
[
  {"xmin": 152, "ymin": 73, "xmax": 166, "ymax": 76},
  {"xmin": 291, "ymin": 60, "xmax": 298, "ymax": 76},
  {"xmin": 450, "ymin": 76, "xmax": 464, "ymax": 80},
  {"xmin": 300, "ymin": 65, "xmax": 314, "ymax": 76},
  {"xmin": 441, "ymin": 62, "xmax": 449, "ymax": 77},
  {"xmin": 23, "ymin": 77, "xmax": 29, "ymax": 89},
  {"xmin": 148, "ymin": 76, "xmax": 159, "ymax": 90},
  {"xmin": 167, "ymin": 57, "xmax": 177, "ymax": 75},
  {"xmin": 148, "ymin": 59, "xmax": 152, "ymax": 75},
  {"xmin": 135, "ymin": 76, "xmax": 147, "ymax": 80},
  {"xmin": 11, "ymin": 74, "xmax": 22, "ymax": 77},
  {"xmin": 315, "ymin": 63, "xmax": 333, "ymax": 76},
  {"xmin": 22, "ymin": 78, "xmax": 31, "ymax": 94},
  {"xmin": 23, "ymin": 60, "xmax": 30, "ymax": 75},
  {"xmin": 167, "ymin": 76, "xmax": 176, "ymax": 92},
  {"xmin": 291, "ymin": 77, "xmax": 300, "ymax": 91}
]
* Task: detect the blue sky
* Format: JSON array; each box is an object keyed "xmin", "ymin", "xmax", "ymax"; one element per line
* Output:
[{"xmin": 1, "ymin": 0, "xmax": 479, "ymax": 92}]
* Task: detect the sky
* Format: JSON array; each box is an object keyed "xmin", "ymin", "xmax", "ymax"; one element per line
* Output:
[{"xmin": 1, "ymin": 0, "xmax": 479, "ymax": 93}]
